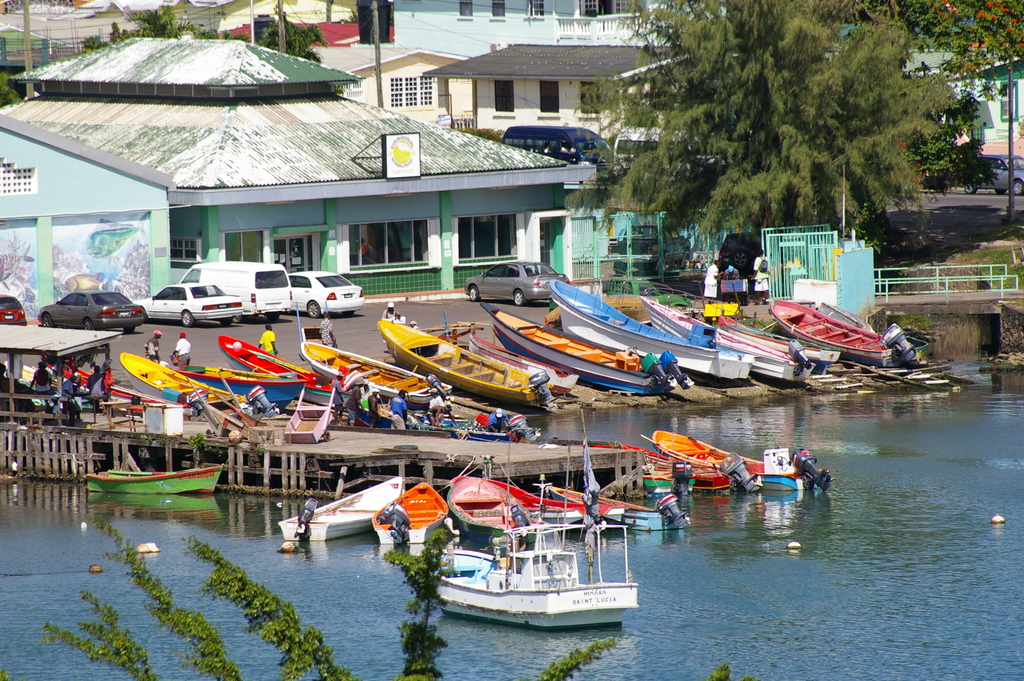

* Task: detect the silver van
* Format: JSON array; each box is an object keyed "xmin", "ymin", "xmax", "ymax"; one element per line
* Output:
[
  {"xmin": 180, "ymin": 262, "xmax": 292, "ymax": 322},
  {"xmin": 965, "ymin": 155, "xmax": 1024, "ymax": 195}
]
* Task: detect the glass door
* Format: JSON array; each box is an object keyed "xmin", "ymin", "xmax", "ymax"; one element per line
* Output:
[
  {"xmin": 539, "ymin": 219, "xmax": 551, "ymax": 266},
  {"xmin": 273, "ymin": 235, "xmax": 316, "ymax": 272}
]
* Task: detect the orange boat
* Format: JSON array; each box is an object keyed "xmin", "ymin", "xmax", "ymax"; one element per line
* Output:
[
  {"xmin": 372, "ymin": 482, "xmax": 449, "ymax": 545},
  {"xmin": 651, "ymin": 430, "xmax": 763, "ymax": 492}
]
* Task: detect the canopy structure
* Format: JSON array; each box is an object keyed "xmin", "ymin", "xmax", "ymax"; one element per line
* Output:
[{"xmin": 0, "ymin": 327, "xmax": 121, "ymax": 359}]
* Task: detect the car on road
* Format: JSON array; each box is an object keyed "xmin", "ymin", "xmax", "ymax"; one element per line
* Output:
[
  {"xmin": 465, "ymin": 262, "xmax": 569, "ymax": 306},
  {"xmin": 718, "ymin": 233, "xmax": 761, "ymax": 276},
  {"xmin": 604, "ymin": 278, "xmax": 692, "ymax": 307},
  {"xmin": 288, "ymin": 271, "xmax": 364, "ymax": 318},
  {"xmin": 0, "ymin": 295, "xmax": 27, "ymax": 325},
  {"xmin": 964, "ymin": 155, "xmax": 1024, "ymax": 196},
  {"xmin": 135, "ymin": 284, "xmax": 243, "ymax": 327},
  {"xmin": 39, "ymin": 290, "xmax": 144, "ymax": 331}
]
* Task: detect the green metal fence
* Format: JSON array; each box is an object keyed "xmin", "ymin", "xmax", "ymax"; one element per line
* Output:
[
  {"xmin": 874, "ymin": 264, "xmax": 1020, "ymax": 300},
  {"xmin": 762, "ymin": 225, "xmax": 838, "ymax": 301}
]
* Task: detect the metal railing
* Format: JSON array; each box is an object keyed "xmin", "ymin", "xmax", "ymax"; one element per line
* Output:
[{"xmin": 874, "ymin": 264, "xmax": 1020, "ymax": 300}]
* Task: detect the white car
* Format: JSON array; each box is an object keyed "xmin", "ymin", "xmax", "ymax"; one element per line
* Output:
[
  {"xmin": 136, "ymin": 283, "xmax": 243, "ymax": 327},
  {"xmin": 289, "ymin": 271, "xmax": 364, "ymax": 318}
]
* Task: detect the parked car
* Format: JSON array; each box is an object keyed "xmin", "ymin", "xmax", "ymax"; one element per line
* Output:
[
  {"xmin": 39, "ymin": 290, "xmax": 144, "ymax": 331},
  {"xmin": 502, "ymin": 126, "xmax": 611, "ymax": 166},
  {"xmin": 718, "ymin": 234, "xmax": 761, "ymax": 276},
  {"xmin": 135, "ymin": 284, "xmax": 243, "ymax": 327},
  {"xmin": 0, "ymin": 295, "xmax": 27, "ymax": 325},
  {"xmin": 964, "ymin": 155, "xmax": 1024, "ymax": 195},
  {"xmin": 605, "ymin": 278, "xmax": 692, "ymax": 307},
  {"xmin": 289, "ymin": 271, "xmax": 364, "ymax": 318},
  {"xmin": 179, "ymin": 262, "xmax": 291, "ymax": 322},
  {"xmin": 465, "ymin": 262, "xmax": 569, "ymax": 306}
]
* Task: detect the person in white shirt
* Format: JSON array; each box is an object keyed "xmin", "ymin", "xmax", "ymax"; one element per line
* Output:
[
  {"xmin": 704, "ymin": 260, "xmax": 721, "ymax": 299},
  {"xmin": 752, "ymin": 252, "xmax": 770, "ymax": 304},
  {"xmin": 175, "ymin": 332, "xmax": 192, "ymax": 368},
  {"xmin": 382, "ymin": 302, "xmax": 399, "ymax": 321}
]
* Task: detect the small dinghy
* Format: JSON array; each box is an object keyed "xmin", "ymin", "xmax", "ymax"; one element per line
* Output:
[
  {"xmin": 279, "ymin": 477, "xmax": 404, "ymax": 541},
  {"xmin": 86, "ymin": 465, "xmax": 223, "ymax": 495},
  {"xmin": 372, "ymin": 482, "xmax": 449, "ymax": 545}
]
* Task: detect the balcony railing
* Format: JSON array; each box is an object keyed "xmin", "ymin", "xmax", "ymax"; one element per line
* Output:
[{"xmin": 555, "ymin": 14, "xmax": 635, "ymax": 41}]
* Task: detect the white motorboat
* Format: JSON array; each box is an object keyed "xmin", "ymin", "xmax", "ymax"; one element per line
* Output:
[
  {"xmin": 279, "ymin": 477, "xmax": 404, "ymax": 541},
  {"xmin": 439, "ymin": 523, "xmax": 638, "ymax": 629}
]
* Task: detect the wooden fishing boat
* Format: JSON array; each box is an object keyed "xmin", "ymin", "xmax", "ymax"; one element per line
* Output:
[
  {"xmin": 372, "ymin": 482, "xmax": 450, "ymax": 545},
  {"xmin": 300, "ymin": 341, "xmax": 441, "ymax": 408},
  {"xmin": 446, "ymin": 476, "xmax": 539, "ymax": 543},
  {"xmin": 642, "ymin": 298, "xmax": 811, "ymax": 382},
  {"xmin": 485, "ymin": 479, "xmax": 623, "ymax": 524},
  {"xmin": 549, "ymin": 281, "xmax": 754, "ymax": 379},
  {"xmin": 218, "ymin": 335, "xmax": 333, "ymax": 405},
  {"xmin": 652, "ymin": 430, "xmax": 763, "ymax": 492},
  {"xmin": 548, "ymin": 486, "xmax": 680, "ymax": 531},
  {"xmin": 717, "ymin": 317, "xmax": 840, "ymax": 373},
  {"xmin": 815, "ymin": 302, "xmax": 873, "ymax": 331},
  {"xmin": 467, "ymin": 333, "xmax": 578, "ymax": 394},
  {"xmin": 439, "ymin": 523, "xmax": 638, "ymax": 629},
  {"xmin": 642, "ymin": 449, "xmax": 732, "ymax": 494},
  {"xmin": 120, "ymin": 353, "xmax": 236, "ymax": 404},
  {"xmin": 481, "ymin": 303, "xmax": 673, "ymax": 395},
  {"xmin": 379, "ymin": 321, "xmax": 556, "ymax": 410},
  {"xmin": 279, "ymin": 477, "xmax": 404, "ymax": 541},
  {"xmin": 176, "ymin": 365, "xmax": 305, "ymax": 410},
  {"xmin": 770, "ymin": 300, "xmax": 915, "ymax": 367},
  {"xmin": 86, "ymin": 465, "xmax": 223, "ymax": 494},
  {"xmin": 759, "ymin": 447, "xmax": 833, "ymax": 492},
  {"xmin": 406, "ymin": 412, "xmax": 541, "ymax": 442}
]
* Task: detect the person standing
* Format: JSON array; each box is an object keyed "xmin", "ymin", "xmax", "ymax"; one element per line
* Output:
[
  {"xmin": 31, "ymin": 360, "xmax": 52, "ymax": 395},
  {"xmin": 259, "ymin": 324, "xmax": 277, "ymax": 355},
  {"xmin": 330, "ymin": 374, "xmax": 345, "ymax": 424},
  {"xmin": 320, "ymin": 311, "xmax": 337, "ymax": 349},
  {"xmin": 428, "ymin": 389, "xmax": 447, "ymax": 427},
  {"xmin": 343, "ymin": 380, "xmax": 364, "ymax": 425},
  {"xmin": 175, "ymin": 332, "xmax": 192, "ymax": 368},
  {"xmin": 752, "ymin": 252, "xmax": 770, "ymax": 305},
  {"xmin": 145, "ymin": 330, "xmax": 162, "ymax": 362},
  {"xmin": 390, "ymin": 390, "xmax": 408, "ymax": 430},
  {"xmin": 704, "ymin": 259, "xmax": 721, "ymax": 299}
]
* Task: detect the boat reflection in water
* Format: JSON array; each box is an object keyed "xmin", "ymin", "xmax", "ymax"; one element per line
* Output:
[{"xmin": 87, "ymin": 492, "xmax": 223, "ymax": 529}]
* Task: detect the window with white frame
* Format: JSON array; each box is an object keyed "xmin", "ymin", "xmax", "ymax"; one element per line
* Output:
[
  {"xmin": 170, "ymin": 237, "xmax": 200, "ymax": 262},
  {"xmin": 528, "ymin": 0, "xmax": 544, "ymax": 15},
  {"xmin": 1001, "ymin": 81, "xmax": 1018, "ymax": 121},
  {"xmin": 349, "ymin": 220, "xmax": 428, "ymax": 266},
  {"xmin": 343, "ymin": 81, "xmax": 365, "ymax": 103},
  {"xmin": 389, "ymin": 77, "xmax": 434, "ymax": 108},
  {"xmin": 457, "ymin": 214, "xmax": 516, "ymax": 260}
]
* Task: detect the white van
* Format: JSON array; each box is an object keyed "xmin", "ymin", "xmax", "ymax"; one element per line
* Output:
[{"xmin": 180, "ymin": 262, "xmax": 292, "ymax": 322}]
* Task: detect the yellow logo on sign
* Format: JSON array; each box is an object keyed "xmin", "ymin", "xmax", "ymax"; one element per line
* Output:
[{"xmin": 390, "ymin": 137, "xmax": 414, "ymax": 167}]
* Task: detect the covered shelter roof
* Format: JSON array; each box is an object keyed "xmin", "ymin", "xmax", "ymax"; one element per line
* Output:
[
  {"xmin": 425, "ymin": 44, "xmax": 642, "ymax": 80},
  {"xmin": 0, "ymin": 327, "xmax": 122, "ymax": 358}
]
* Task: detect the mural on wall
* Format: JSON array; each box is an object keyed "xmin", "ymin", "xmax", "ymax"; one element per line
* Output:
[
  {"xmin": 0, "ymin": 221, "xmax": 39, "ymax": 317},
  {"xmin": 52, "ymin": 212, "xmax": 151, "ymax": 301}
]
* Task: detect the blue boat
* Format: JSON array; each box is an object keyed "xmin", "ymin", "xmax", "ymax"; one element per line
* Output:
[
  {"xmin": 177, "ymin": 366, "xmax": 305, "ymax": 410},
  {"xmin": 549, "ymin": 281, "xmax": 754, "ymax": 379}
]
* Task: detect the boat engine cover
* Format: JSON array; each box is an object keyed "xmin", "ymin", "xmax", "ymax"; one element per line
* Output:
[
  {"xmin": 660, "ymin": 351, "xmax": 693, "ymax": 389},
  {"xmin": 385, "ymin": 502, "xmax": 411, "ymax": 544},
  {"xmin": 657, "ymin": 494, "xmax": 689, "ymax": 528},
  {"xmin": 296, "ymin": 498, "xmax": 318, "ymax": 539},
  {"xmin": 721, "ymin": 452, "xmax": 760, "ymax": 492},
  {"xmin": 671, "ymin": 460, "xmax": 692, "ymax": 497},
  {"xmin": 792, "ymin": 449, "xmax": 832, "ymax": 491},
  {"xmin": 246, "ymin": 385, "xmax": 280, "ymax": 417},
  {"xmin": 882, "ymin": 324, "xmax": 917, "ymax": 364},
  {"xmin": 509, "ymin": 503, "xmax": 531, "ymax": 528}
]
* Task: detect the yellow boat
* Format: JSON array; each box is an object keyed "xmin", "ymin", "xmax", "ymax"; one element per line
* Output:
[
  {"xmin": 378, "ymin": 320, "xmax": 556, "ymax": 410},
  {"xmin": 300, "ymin": 341, "xmax": 445, "ymax": 408},
  {"xmin": 119, "ymin": 353, "xmax": 235, "ymax": 405}
]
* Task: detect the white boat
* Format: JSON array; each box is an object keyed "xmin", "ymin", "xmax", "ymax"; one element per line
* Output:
[
  {"xmin": 279, "ymin": 477, "xmax": 404, "ymax": 541},
  {"xmin": 439, "ymin": 523, "xmax": 638, "ymax": 629}
]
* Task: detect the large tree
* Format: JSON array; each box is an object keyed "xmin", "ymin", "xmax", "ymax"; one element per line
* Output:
[{"xmin": 585, "ymin": 0, "xmax": 947, "ymax": 245}]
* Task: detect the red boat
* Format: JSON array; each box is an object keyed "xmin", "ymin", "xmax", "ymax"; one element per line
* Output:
[
  {"xmin": 218, "ymin": 335, "xmax": 333, "ymax": 405},
  {"xmin": 485, "ymin": 479, "xmax": 624, "ymax": 524}
]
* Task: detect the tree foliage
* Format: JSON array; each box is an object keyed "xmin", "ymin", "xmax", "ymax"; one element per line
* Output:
[
  {"xmin": 581, "ymin": 0, "xmax": 947, "ymax": 246},
  {"xmin": 258, "ymin": 19, "xmax": 326, "ymax": 63},
  {"xmin": 904, "ymin": 89, "xmax": 993, "ymax": 192},
  {"xmin": 0, "ymin": 73, "xmax": 22, "ymax": 107},
  {"xmin": 114, "ymin": 7, "xmax": 214, "ymax": 41}
]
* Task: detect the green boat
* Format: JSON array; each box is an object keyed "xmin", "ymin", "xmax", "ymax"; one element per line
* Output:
[{"xmin": 86, "ymin": 465, "xmax": 222, "ymax": 494}]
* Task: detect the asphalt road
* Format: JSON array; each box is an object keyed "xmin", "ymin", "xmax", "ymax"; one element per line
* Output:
[
  {"xmin": 106, "ymin": 298, "xmax": 549, "ymax": 386},
  {"xmin": 889, "ymin": 189, "xmax": 1012, "ymax": 245}
]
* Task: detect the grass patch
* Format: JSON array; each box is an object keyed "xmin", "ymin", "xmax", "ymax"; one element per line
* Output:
[
  {"xmin": 889, "ymin": 314, "xmax": 933, "ymax": 332},
  {"xmin": 964, "ymin": 222, "xmax": 1024, "ymax": 243}
]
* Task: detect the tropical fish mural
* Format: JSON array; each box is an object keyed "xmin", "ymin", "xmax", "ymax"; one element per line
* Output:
[
  {"xmin": 0, "ymin": 223, "xmax": 39, "ymax": 317},
  {"xmin": 52, "ymin": 212, "xmax": 151, "ymax": 301}
]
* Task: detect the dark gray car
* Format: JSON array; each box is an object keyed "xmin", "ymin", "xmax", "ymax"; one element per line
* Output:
[
  {"xmin": 39, "ymin": 290, "xmax": 144, "ymax": 331},
  {"xmin": 464, "ymin": 262, "xmax": 569, "ymax": 306},
  {"xmin": 965, "ymin": 155, "xmax": 1024, "ymax": 195}
]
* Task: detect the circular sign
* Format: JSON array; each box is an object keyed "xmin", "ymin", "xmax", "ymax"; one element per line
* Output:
[{"xmin": 390, "ymin": 136, "xmax": 415, "ymax": 167}]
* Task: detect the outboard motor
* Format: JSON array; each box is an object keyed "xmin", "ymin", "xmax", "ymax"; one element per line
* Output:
[
  {"xmin": 660, "ymin": 351, "xmax": 693, "ymax": 389},
  {"xmin": 882, "ymin": 324, "xmax": 918, "ymax": 364},
  {"xmin": 787, "ymin": 340, "xmax": 812, "ymax": 375},
  {"xmin": 506, "ymin": 413, "xmax": 541, "ymax": 442},
  {"xmin": 642, "ymin": 353, "xmax": 671, "ymax": 387},
  {"xmin": 671, "ymin": 460, "xmax": 692, "ymax": 498},
  {"xmin": 246, "ymin": 385, "xmax": 280, "ymax": 417},
  {"xmin": 528, "ymin": 371, "xmax": 556, "ymax": 409},
  {"xmin": 380, "ymin": 502, "xmax": 411, "ymax": 544},
  {"xmin": 792, "ymin": 449, "xmax": 832, "ymax": 491},
  {"xmin": 657, "ymin": 494, "xmax": 689, "ymax": 528},
  {"xmin": 295, "ymin": 497, "xmax": 318, "ymax": 540},
  {"xmin": 426, "ymin": 374, "xmax": 449, "ymax": 397},
  {"xmin": 721, "ymin": 452, "xmax": 760, "ymax": 492},
  {"xmin": 509, "ymin": 503, "xmax": 531, "ymax": 528},
  {"xmin": 186, "ymin": 388, "xmax": 208, "ymax": 417}
]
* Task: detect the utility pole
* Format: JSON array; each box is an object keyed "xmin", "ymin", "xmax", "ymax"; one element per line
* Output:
[
  {"xmin": 22, "ymin": 0, "xmax": 33, "ymax": 98},
  {"xmin": 1010, "ymin": 72, "xmax": 1017, "ymax": 223},
  {"xmin": 372, "ymin": 0, "xmax": 383, "ymax": 108},
  {"xmin": 277, "ymin": 0, "xmax": 286, "ymax": 54},
  {"xmin": 249, "ymin": 0, "xmax": 255, "ymax": 44}
]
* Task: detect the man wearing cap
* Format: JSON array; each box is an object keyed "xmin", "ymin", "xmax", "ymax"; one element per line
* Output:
[
  {"xmin": 175, "ymin": 332, "xmax": 192, "ymax": 368},
  {"xmin": 145, "ymin": 330, "xmax": 162, "ymax": 362},
  {"xmin": 381, "ymin": 301, "xmax": 400, "ymax": 321},
  {"xmin": 487, "ymin": 408, "xmax": 508, "ymax": 433}
]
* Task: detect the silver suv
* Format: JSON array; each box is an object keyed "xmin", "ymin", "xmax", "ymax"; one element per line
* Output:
[{"xmin": 965, "ymin": 155, "xmax": 1024, "ymax": 195}]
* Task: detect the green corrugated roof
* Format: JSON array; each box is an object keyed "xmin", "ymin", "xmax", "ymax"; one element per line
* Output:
[
  {"xmin": 16, "ymin": 38, "xmax": 358, "ymax": 86},
  {"xmin": 2, "ymin": 95, "xmax": 565, "ymax": 189}
]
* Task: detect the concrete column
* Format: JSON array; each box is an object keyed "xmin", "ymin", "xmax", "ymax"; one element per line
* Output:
[
  {"xmin": 551, "ymin": 183, "xmax": 567, "ymax": 274},
  {"xmin": 35, "ymin": 216, "xmax": 54, "ymax": 307},
  {"xmin": 439, "ymin": 190, "xmax": 454, "ymax": 290},
  {"xmin": 149, "ymin": 208, "xmax": 171, "ymax": 293},
  {"xmin": 322, "ymin": 199, "xmax": 338, "ymax": 272},
  {"xmin": 200, "ymin": 205, "xmax": 220, "ymax": 262}
]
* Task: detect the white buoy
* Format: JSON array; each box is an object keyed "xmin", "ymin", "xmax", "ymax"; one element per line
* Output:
[
  {"xmin": 81, "ymin": 521, "xmax": 88, "ymax": 531},
  {"xmin": 136, "ymin": 542, "xmax": 160, "ymax": 554},
  {"xmin": 787, "ymin": 541, "xmax": 802, "ymax": 550},
  {"xmin": 992, "ymin": 514, "xmax": 1005, "ymax": 525}
]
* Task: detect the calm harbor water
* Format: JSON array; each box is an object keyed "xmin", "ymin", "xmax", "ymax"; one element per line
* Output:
[{"xmin": 3, "ymin": 363, "xmax": 1024, "ymax": 680}]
